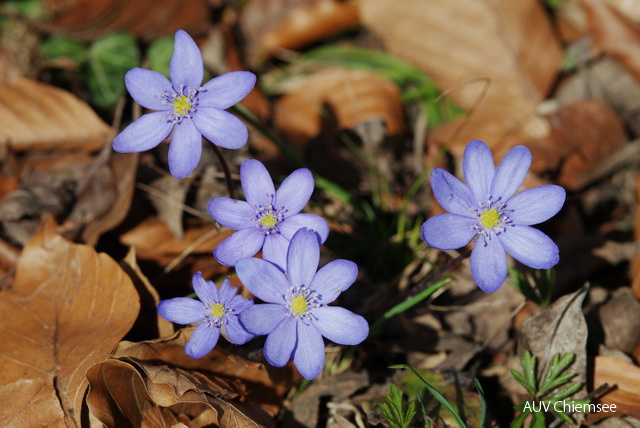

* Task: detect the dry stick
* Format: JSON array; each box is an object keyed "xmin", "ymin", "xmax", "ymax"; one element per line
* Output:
[{"xmin": 208, "ymin": 141, "xmax": 236, "ymax": 199}]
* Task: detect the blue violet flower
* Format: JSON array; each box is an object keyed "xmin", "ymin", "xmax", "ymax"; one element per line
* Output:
[
  {"xmin": 236, "ymin": 229, "xmax": 369, "ymax": 380},
  {"xmin": 157, "ymin": 272, "xmax": 253, "ymax": 358},
  {"xmin": 421, "ymin": 140, "xmax": 565, "ymax": 293},
  {"xmin": 113, "ymin": 29, "xmax": 256, "ymax": 179},
  {"xmin": 208, "ymin": 159, "xmax": 329, "ymax": 268}
]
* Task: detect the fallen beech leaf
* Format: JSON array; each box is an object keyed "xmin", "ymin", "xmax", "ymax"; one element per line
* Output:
[
  {"xmin": 598, "ymin": 288, "xmax": 640, "ymax": 354},
  {"xmin": 120, "ymin": 218, "xmax": 232, "ymax": 262},
  {"xmin": 42, "ymin": 0, "xmax": 209, "ymax": 41},
  {"xmin": 120, "ymin": 247, "xmax": 174, "ymax": 340},
  {"xmin": 516, "ymin": 100, "xmax": 627, "ymax": 190},
  {"xmin": 87, "ymin": 357, "xmax": 272, "ymax": 427},
  {"xmin": 633, "ymin": 174, "xmax": 640, "ymax": 300},
  {"xmin": 582, "ymin": 0, "xmax": 640, "ymax": 82},
  {"xmin": 0, "ymin": 378, "xmax": 67, "ymax": 428},
  {"xmin": 0, "ymin": 216, "xmax": 140, "ymax": 427},
  {"xmin": 360, "ymin": 0, "xmax": 562, "ymax": 152},
  {"xmin": 0, "ymin": 77, "xmax": 112, "ymax": 152},
  {"xmin": 241, "ymin": 0, "xmax": 359, "ymax": 64},
  {"xmin": 114, "ymin": 329, "xmax": 296, "ymax": 417},
  {"xmin": 518, "ymin": 286, "xmax": 588, "ymax": 424},
  {"xmin": 587, "ymin": 356, "xmax": 640, "ymax": 422},
  {"xmin": 79, "ymin": 152, "xmax": 139, "ymax": 246},
  {"xmin": 273, "ymin": 67, "xmax": 404, "ymax": 148}
]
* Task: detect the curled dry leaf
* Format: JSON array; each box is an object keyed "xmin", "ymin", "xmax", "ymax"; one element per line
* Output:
[
  {"xmin": 241, "ymin": 0, "xmax": 359, "ymax": 64},
  {"xmin": 120, "ymin": 218, "xmax": 232, "ymax": 263},
  {"xmin": 273, "ymin": 68, "xmax": 404, "ymax": 148},
  {"xmin": 0, "ymin": 216, "xmax": 140, "ymax": 427},
  {"xmin": 114, "ymin": 329, "xmax": 296, "ymax": 417},
  {"xmin": 586, "ymin": 356, "xmax": 640, "ymax": 423},
  {"xmin": 360, "ymin": 0, "xmax": 562, "ymax": 153},
  {"xmin": 582, "ymin": 0, "xmax": 640, "ymax": 82},
  {"xmin": 0, "ymin": 77, "xmax": 112, "ymax": 152},
  {"xmin": 41, "ymin": 0, "xmax": 209, "ymax": 41}
]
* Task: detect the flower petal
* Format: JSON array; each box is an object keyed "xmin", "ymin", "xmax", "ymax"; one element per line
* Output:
[
  {"xmin": 235, "ymin": 258, "xmax": 290, "ymax": 303},
  {"xmin": 293, "ymin": 322, "xmax": 325, "ymax": 380},
  {"xmin": 499, "ymin": 225, "xmax": 559, "ymax": 269},
  {"xmin": 192, "ymin": 272, "xmax": 218, "ymax": 304},
  {"xmin": 124, "ymin": 68, "xmax": 173, "ymax": 110},
  {"xmin": 199, "ymin": 71, "xmax": 256, "ymax": 109},
  {"xmin": 185, "ymin": 323, "xmax": 219, "ymax": 358},
  {"xmin": 309, "ymin": 259, "xmax": 358, "ymax": 305},
  {"xmin": 421, "ymin": 213, "xmax": 477, "ymax": 250},
  {"xmin": 112, "ymin": 112, "xmax": 173, "ymax": 153},
  {"xmin": 262, "ymin": 232, "xmax": 289, "ymax": 271},
  {"xmin": 311, "ymin": 306, "xmax": 369, "ymax": 345},
  {"xmin": 286, "ymin": 229, "xmax": 319, "ymax": 287},
  {"xmin": 192, "ymin": 107, "xmax": 248, "ymax": 149},
  {"xmin": 276, "ymin": 168, "xmax": 314, "ymax": 215},
  {"xmin": 239, "ymin": 303, "xmax": 287, "ymax": 335},
  {"xmin": 264, "ymin": 316, "xmax": 297, "ymax": 367},
  {"xmin": 168, "ymin": 119, "xmax": 202, "ymax": 179},
  {"xmin": 239, "ymin": 159, "xmax": 276, "ymax": 206},
  {"xmin": 228, "ymin": 295, "xmax": 253, "ymax": 313},
  {"xmin": 213, "ymin": 228, "xmax": 264, "ymax": 267},
  {"xmin": 157, "ymin": 298, "xmax": 206, "ymax": 324},
  {"xmin": 217, "ymin": 278, "xmax": 237, "ymax": 303},
  {"xmin": 491, "ymin": 145, "xmax": 532, "ymax": 201},
  {"xmin": 507, "ymin": 185, "xmax": 566, "ymax": 226},
  {"xmin": 208, "ymin": 197, "xmax": 254, "ymax": 230},
  {"xmin": 223, "ymin": 315, "xmax": 253, "ymax": 345},
  {"xmin": 463, "ymin": 140, "xmax": 495, "ymax": 203},
  {"xmin": 470, "ymin": 236, "xmax": 507, "ymax": 293},
  {"xmin": 170, "ymin": 30, "xmax": 203, "ymax": 91},
  {"xmin": 279, "ymin": 214, "xmax": 329, "ymax": 243},
  {"xmin": 430, "ymin": 168, "xmax": 475, "ymax": 216}
]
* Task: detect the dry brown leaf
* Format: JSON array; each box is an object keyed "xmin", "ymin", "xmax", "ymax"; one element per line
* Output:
[
  {"xmin": 0, "ymin": 77, "xmax": 112, "ymax": 152},
  {"xmin": 582, "ymin": 0, "xmax": 640, "ymax": 82},
  {"xmin": 114, "ymin": 329, "xmax": 296, "ymax": 417},
  {"xmin": 587, "ymin": 356, "xmax": 640, "ymax": 422},
  {"xmin": 633, "ymin": 175, "xmax": 640, "ymax": 300},
  {"xmin": 273, "ymin": 68, "xmax": 404, "ymax": 148},
  {"xmin": 87, "ymin": 356, "xmax": 272, "ymax": 427},
  {"xmin": 517, "ymin": 286, "xmax": 588, "ymax": 423},
  {"xmin": 79, "ymin": 152, "xmax": 139, "ymax": 246},
  {"xmin": 360, "ymin": 0, "xmax": 562, "ymax": 153},
  {"xmin": 42, "ymin": 0, "xmax": 209, "ymax": 41},
  {"xmin": 120, "ymin": 218, "xmax": 232, "ymax": 265},
  {"xmin": 241, "ymin": 0, "xmax": 359, "ymax": 64},
  {"xmin": 0, "ymin": 216, "xmax": 140, "ymax": 427},
  {"xmin": 120, "ymin": 247, "xmax": 174, "ymax": 340},
  {"xmin": 515, "ymin": 100, "xmax": 627, "ymax": 190}
]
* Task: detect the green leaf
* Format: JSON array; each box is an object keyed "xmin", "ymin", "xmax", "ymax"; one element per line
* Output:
[
  {"xmin": 538, "ymin": 372, "xmax": 577, "ymax": 397},
  {"xmin": 474, "ymin": 378, "xmax": 487, "ymax": 428},
  {"xmin": 391, "ymin": 364, "xmax": 466, "ymax": 428},
  {"xmin": 510, "ymin": 410, "xmax": 529, "ymax": 428},
  {"xmin": 147, "ymin": 35, "xmax": 174, "ymax": 79},
  {"xmin": 511, "ymin": 369, "xmax": 537, "ymax": 397},
  {"xmin": 40, "ymin": 36, "xmax": 87, "ymax": 63},
  {"xmin": 85, "ymin": 32, "xmax": 140, "ymax": 108},
  {"xmin": 530, "ymin": 410, "xmax": 547, "ymax": 428}
]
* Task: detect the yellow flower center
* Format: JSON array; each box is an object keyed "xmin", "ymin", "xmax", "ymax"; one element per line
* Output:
[
  {"xmin": 260, "ymin": 212, "xmax": 278, "ymax": 229},
  {"xmin": 210, "ymin": 303, "xmax": 225, "ymax": 318},
  {"xmin": 480, "ymin": 208, "xmax": 501, "ymax": 229},
  {"xmin": 172, "ymin": 95, "xmax": 193, "ymax": 116},
  {"xmin": 290, "ymin": 295, "xmax": 308, "ymax": 316}
]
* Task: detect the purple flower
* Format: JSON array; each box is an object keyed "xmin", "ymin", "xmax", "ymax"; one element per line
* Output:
[
  {"xmin": 236, "ymin": 229, "xmax": 369, "ymax": 380},
  {"xmin": 208, "ymin": 159, "xmax": 330, "ymax": 268},
  {"xmin": 157, "ymin": 272, "xmax": 253, "ymax": 358},
  {"xmin": 113, "ymin": 29, "xmax": 256, "ymax": 179},
  {"xmin": 421, "ymin": 140, "xmax": 565, "ymax": 293}
]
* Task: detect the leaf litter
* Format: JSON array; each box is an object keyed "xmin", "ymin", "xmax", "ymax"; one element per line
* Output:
[{"xmin": 2, "ymin": 0, "xmax": 640, "ymax": 425}]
